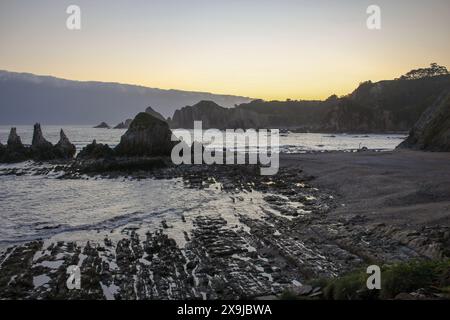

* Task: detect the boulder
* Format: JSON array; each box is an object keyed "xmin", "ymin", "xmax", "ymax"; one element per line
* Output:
[
  {"xmin": 115, "ymin": 112, "xmax": 175, "ymax": 157},
  {"xmin": 31, "ymin": 123, "xmax": 55, "ymax": 160},
  {"xmin": 398, "ymin": 91, "xmax": 450, "ymax": 151},
  {"xmin": 77, "ymin": 140, "xmax": 115, "ymax": 160},
  {"xmin": 54, "ymin": 129, "xmax": 76, "ymax": 159},
  {"xmin": 294, "ymin": 285, "xmax": 313, "ymax": 296},
  {"xmin": 94, "ymin": 122, "xmax": 110, "ymax": 129}
]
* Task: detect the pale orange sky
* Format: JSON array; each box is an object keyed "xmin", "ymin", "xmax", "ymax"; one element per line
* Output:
[{"xmin": 1, "ymin": 0, "xmax": 449, "ymax": 100}]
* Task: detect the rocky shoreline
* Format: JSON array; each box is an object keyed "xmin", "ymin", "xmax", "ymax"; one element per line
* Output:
[{"xmin": 1, "ymin": 154, "xmax": 449, "ymax": 300}]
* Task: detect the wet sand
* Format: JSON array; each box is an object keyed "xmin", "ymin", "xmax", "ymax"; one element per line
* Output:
[{"xmin": 282, "ymin": 149, "xmax": 450, "ymax": 226}]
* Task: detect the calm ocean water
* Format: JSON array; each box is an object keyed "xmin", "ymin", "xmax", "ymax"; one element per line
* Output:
[
  {"xmin": 0, "ymin": 125, "xmax": 407, "ymax": 248},
  {"xmin": 0, "ymin": 125, "xmax": 407, "ymax": 153}
]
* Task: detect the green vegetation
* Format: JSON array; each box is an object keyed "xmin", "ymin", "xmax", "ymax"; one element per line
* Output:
[
  {"xmin": 399, "ymin": 63, "xmax": 449, "ymax": 80},
  {"xmin": 279, "ymin": 260, "xmax": 450, "ymax": 300},
  {"xmin": 321, "ymin": 260, "xmax": 450, "ymax": 300}
]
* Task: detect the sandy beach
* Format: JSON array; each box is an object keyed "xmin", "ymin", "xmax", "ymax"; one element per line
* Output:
[{"xmin": 282, "ymin": 150, "xmax": 450, "ymax": 226}]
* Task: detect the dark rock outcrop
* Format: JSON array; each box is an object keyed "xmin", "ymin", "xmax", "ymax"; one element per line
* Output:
[
  {"xmin": 113, "ymin": 107, "xmax": 165, "ymax": 129},
  {"xmin": 94, "ymin": 122, "xmax": 110, "ymax": 129},
  {"xmin": 115, "ymin": 112, "xmax": 175, "ymax": 157},
  {"xmin": 171, "ymin": 100, "xmax": 270, "ymax": 129},
  {"xmin": 1, "ymin": 126, "xmax": 76, "ymax": 163},
  {"xmin": 77, "ymin": 140, "xmax": 115, "ymax": 160},
  {"xmin": 1, "ymin": 128, "xmax": 29, "ymax": 162},
  {"xmin": 54, "ymin": 130, "xmax": 76, "ymax": 159},
  {"xmin": 7, "ymin": 128, "xmax": 24, "ymax": 149},
  {"xmin": 31, "ymin": 123, "xmax": 55, "ymax": 160},
  {"xmin": 114, "ymin": 119, "xmax": 132, "ymax": 129},
  {"xmin": 145, "ymin": 106, "xmax": 166, "ymax": 122},
  {"xmin": 398, "ymin": 91, "xmax": 450, "ymax": 151},
  {"xmin": 0, "ymin": 140, "xmax": 5, "ymax": 158}
]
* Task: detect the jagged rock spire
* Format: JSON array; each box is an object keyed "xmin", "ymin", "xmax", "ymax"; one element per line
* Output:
[
  {"xmin": 7, "ymin": 127, "xmax": 24, "ymax": 148},
  {"xmin": 2, "ymin": 127, "xmax": 29, "ymax": 162},
  {"xmin": 54, "ymin": 129, "xmax": 76, "ymax": 159},
  {"xmin": 31, "ymin": 123, "xmax": 52, "ymax": 149},
  {"xmin": 60, "ymin": 129, "xmax": 69, "ymax": 141},
  {"xmin": 30, "ymin": 123, "xmax": 55, "ymax": 161}
]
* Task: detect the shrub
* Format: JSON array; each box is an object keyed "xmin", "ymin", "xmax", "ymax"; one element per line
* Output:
[{"xmin": 321, "ymin": 259, "xmax": 450, "ymax": 300}]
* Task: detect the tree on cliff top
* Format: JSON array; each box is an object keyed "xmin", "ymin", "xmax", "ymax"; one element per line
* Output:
[{"xmin": 398, "ymin": 63, "xmax": 448, "ymax": 80}]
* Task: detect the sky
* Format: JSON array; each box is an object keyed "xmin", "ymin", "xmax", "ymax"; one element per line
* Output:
[{"xmin": 1, "ymin": 0, "xmax": 449, "ymax": 100}]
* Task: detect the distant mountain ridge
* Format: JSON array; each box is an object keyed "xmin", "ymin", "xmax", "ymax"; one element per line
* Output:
[{"xmin": 0, "ymin": 70, "xmax": 252, "ymax": 125}]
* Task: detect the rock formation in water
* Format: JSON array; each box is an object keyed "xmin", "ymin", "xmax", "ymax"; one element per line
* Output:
[
  {"xmin": 54, "ymin": 129, "xmax": 77, "ymax": 159},
  {"xmin": 145, "ymin": 106, "xmax": 166, "ymax": 122},
  {"xmin": 94, "ymin": 122, "xmax": 110, "ymax": 129},
  {"xmin": 77, "ymin": 140, "xmax": 115, "ymax": 160},
  {"xmin": 115, "ymin": 112, "xmax": 175, "ymax": 157},
  {"xmin": 2, "ymin": 128, "xmax": 29, "ymax": 162},
  {"xmin": 7, "ymin": 128, "xmax": 23, "ymax": 149},
  {"xmin": 114, "ymin": 119, "xmax": 132, "ymax": 129},
  {"xmin": 0, "ymin": 140, "xmax": 5, "ymax": 158},
  {"xmin": 398, "ymin": 91, "xmax": 450, "ymax": 151},
  {"xmin": 1, "ymin": 126, "xmax": 77, "ymax": 163},
  {"xmin": 31, "ymin": 123, "xmax": 55, "ymax": 160}
]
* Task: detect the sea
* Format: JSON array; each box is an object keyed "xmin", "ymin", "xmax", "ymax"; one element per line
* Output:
[{"xmin": 0, "ymin": 125, "xmax": 407, "ymax": 248}]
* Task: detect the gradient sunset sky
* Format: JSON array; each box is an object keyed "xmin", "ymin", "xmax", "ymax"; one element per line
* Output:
[{"xmin": 1, "ymin": 0, "xmax": 449, "ymax": 100}]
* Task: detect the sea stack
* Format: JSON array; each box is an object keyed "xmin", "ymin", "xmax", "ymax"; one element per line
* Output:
[
  {"xmin": 7, "ymin": 128, "xmax": 24, "ymax": 149},
  {"xmin": 398, "ymin": 91, "xmax": 450, "ymax": 152},
  {"xmin": 94, "ymin": 122, "xmax": 110, "ymax": 129},
  {"xmin": 31, "ymin": 123, "xmax": 55, "ymax": 160},
  {"xmin": 3, "ymin": 128, "xmax": 29, "ymax": 162},
  {"xmin": 54, "ymin": 129, "xmax": 76, "ymax": 159},
  {"xmin": 115, "ymin": 112, "xmax": 175, "ymax": 157}
]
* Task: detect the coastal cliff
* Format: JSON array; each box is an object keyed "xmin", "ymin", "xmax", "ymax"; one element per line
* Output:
[
  {"xmin": 170, "ymin": 67, "xmax": 450, "ymax": 133},
  {"xmin": 171, "ymin": 100, "xmax": 271, "ymax": 129},
  {"xmin": 398, "ymin": 91, "xmax": 450, "ymax": 151}
]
